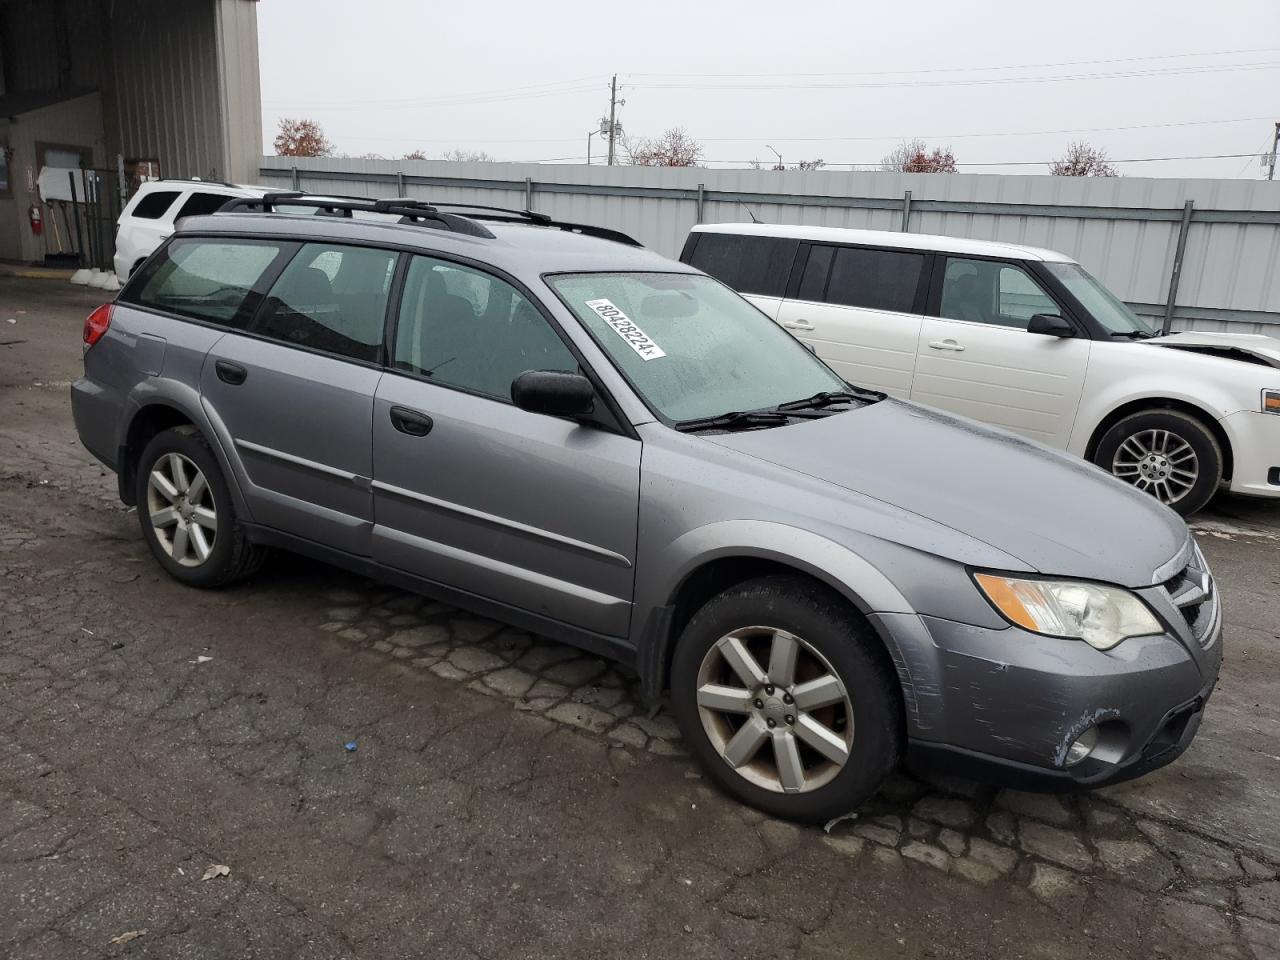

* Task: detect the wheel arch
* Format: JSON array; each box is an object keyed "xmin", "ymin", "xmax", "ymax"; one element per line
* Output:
[
  {"xmin": 118, "ymin": 395, "xmax": 249, "ymax": 520},
  {"xmin": 634, "ymin": 525, "xmax": 915, "ymax": 701},
  {"xmin": 1084, "ymin": 396, "xmax": 1233, "ymax": 483}
]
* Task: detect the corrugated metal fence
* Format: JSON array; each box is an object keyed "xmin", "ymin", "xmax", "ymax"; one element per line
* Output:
[{"xmin": 260, "ymin": 157, "xmax": 1280, "ymax": 336}]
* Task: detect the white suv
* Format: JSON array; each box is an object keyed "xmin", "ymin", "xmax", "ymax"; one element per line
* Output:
[
  {"xmin": 114, "ymin": 180, "xmax": 267, "ymax": 283},
  {"xmin": 682, "ymin": 223, "xmax": 1280, "ymax": 516}
]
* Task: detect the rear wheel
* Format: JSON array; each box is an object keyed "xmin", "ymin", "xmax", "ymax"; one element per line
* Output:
[
  {"xmin": 670, "ymin": 576, "xmax": 902, "ymax": 823},
  {"xmin": 1093, "ymin": 409, "xmax": 1222, "ymax": 516},
  {"xmin": 135, "ymin": 427, "xmax": 263, "ymax": 587}
]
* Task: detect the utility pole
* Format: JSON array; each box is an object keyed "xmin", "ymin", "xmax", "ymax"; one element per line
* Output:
[
  {"xmin": 1269, "ymin": 121, "xmax": 1279, "ymax": 181},
  {"xmin": 607, "ymin": 75, "xmax": 619, "ymax": 166}
]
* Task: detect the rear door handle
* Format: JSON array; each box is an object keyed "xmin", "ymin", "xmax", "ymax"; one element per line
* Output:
[
  {"xmin": 214, "ymin": 359, "xmax": 247, "ymax": 385},
  {"xmin": 927, "ymin": 339, "xmax": 965, "ymax": 352},
  {"xmin": 389, "ymin": 406, "xmax": 433, "ymax": 437},
  {"xmin": 782, "ymin": 319, "xmax": 815, "ymax": 331}
]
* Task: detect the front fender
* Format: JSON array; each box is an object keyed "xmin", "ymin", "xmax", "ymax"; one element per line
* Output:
[{"xmin": 631, "ymin": 520, "xmax": 918, "ymax": 697}]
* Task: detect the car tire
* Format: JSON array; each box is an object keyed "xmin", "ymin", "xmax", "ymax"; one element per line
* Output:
[
  {"xmin": 135, "ymin": 426, "xmax": 264, "ymax": 587},
  {"xmin": 1093, "ymin": 409, "xmax": 1223, "ymax": 517},
  {"xmin": 670, "ymin": 575, "xmax": 902, "ymax": 824}
]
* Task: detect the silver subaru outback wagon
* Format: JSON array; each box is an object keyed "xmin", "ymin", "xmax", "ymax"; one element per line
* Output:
[{"xmin": 71, "ymin": 194, "xmax": 1221, "ymax": 822}]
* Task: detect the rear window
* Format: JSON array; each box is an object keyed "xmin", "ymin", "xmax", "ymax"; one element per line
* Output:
[
  {"xmin": 129, "ymin": 238, "xmax": 283, "ymax": 325},
  {"xmin": 686, "ymin": 233, "xmax": 799, "ymax": 298},
  {"xmin": 130, "ymin": 190, "xmax": 180, "ymax": 220},
  {"xmin": 174, "ymin": 191, "xmax": 233, "ymax": 220},
  {"xmin": 801, "ymin": 245, "xmax": 924, "ymax": 314}
]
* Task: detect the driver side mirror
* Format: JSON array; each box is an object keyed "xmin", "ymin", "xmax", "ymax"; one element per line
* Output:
[
  {"xmin": 511, "ymin": 370, "xmax": 596, "ymax": 419},
  {"xmin": 1027, "ymin": 313, "xmax": 1074, "ymax": 338}
]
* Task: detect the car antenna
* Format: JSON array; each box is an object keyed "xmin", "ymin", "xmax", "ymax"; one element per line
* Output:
[{"xmin": 739, "ymin": 201, "xmax": 763, "ymax": 224}]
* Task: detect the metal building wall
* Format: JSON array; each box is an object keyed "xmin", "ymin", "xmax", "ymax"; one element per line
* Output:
[
  {"xmin": 107, "ymin": 0, "xmax": 225, "ymax": 181},
  {"xmin": 260, "ymin": 157, "xmax": 1280, "ymax": 336},
  {"xmin": 0, "ymin": 0, "xmax": 262, "ymax": 183}
]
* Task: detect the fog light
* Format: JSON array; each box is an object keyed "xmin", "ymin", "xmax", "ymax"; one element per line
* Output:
[{"xmin": 1065, "ymin": 727, "xmax": 1100, "ymax": 767}]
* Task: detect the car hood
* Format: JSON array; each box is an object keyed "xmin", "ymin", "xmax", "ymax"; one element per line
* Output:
[
  {"xmin": 1143, "ymin": 331, "xmax": 1280, "ymax": 368},
  {"xmin": 707, "ymin": 399, "xmax": 1188, "ymax": 588}
]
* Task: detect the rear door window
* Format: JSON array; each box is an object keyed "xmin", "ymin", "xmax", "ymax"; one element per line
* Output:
[
  {"xmin": 686, "ymin": 233, "xmax": 799, "ymax": 297},
  {"xmin": 131, "ymin": 190, "xmax": 180, "ymax": 220},
  {"xmin": 129, "ymin": 238, "xmax": 283, "ymax": 325},
  {"xmin": 254, "ymin": 243, "xmax": 398, "ymax": 363},
  {"xmin": 173, "ymin": 191, "xmax": 234, "ymax": 220},
  {"xmin": 823, "ymin": 246, "xmax": 925, "ymax": 313}
]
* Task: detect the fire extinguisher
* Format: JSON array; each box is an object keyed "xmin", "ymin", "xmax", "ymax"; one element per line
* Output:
[{"xmin": 28, "ymin": 203, "xmax": 43, "ymax": 235}]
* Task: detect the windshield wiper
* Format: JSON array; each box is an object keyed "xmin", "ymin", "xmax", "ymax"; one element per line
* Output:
[
  {"xmin": 1110, "ymin": 330, "xmax": 1155, "ymax": 340},
  {"xmin": 775, "ymin": 388, "xmax": 884, "ymax": 412},
  {"xmin": 675, "ymin": 410, "xmax": 791, "ymax": 434}
]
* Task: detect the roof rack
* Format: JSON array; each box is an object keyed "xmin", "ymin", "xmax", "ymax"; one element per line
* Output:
[
  {"xmin": 156, "ymin": 177, "xmax": 241, "ymax": 189},
  {"xmin": 215, "ymin": 192, "xmax": 641, "ymax": 246}
]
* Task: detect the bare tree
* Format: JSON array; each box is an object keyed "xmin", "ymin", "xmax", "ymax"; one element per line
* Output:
[
  {"xmin": 625, "ymin": 127, "xmax": 704, "ymax": 167},
  {"xmin": 273, "ymin": 118, "xmax": 333, "ymax": 158},
  {"xmin": 880, "ymin": 139, "xmax": 957, "ymax": 173},
  {"xmin": 752, "ymin": 157, "xmax": 826, "ymax": 171},
  {"xmin": 403, "ymin": 149, "xmax": 430, "ymax": 160},
  {"xmin": 441, "ymin": 149, "xmax": 496, "ymax": 162},
  {"xmin": 1050, "ymin": 142, "xmax": 1119, "ymax": 177}
]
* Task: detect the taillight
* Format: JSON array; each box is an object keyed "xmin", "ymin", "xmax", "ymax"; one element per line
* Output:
[{"xmin": 83, "ymin": 303, "xmax": 113, "ymax": 346}]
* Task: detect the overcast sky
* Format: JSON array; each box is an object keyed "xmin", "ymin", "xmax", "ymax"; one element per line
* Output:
[{"xmin": 258, "ymin": 0, "xmax": 1280, "ymax": 179}]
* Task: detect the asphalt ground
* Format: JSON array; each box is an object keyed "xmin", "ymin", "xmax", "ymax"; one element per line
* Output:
[{"xmin": 2, "ymin": 277, "xmax": 1279, "ymax": 959}]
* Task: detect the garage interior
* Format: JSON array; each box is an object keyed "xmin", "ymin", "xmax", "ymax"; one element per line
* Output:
[{"xmin": 0, "ymin": 0, "xmax": 261, "ymax": 264}]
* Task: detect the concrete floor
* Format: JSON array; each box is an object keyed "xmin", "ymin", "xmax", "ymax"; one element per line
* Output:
[{"xmin": 1, "ymin": 277, "xmax": 1278, "ymax": 959}]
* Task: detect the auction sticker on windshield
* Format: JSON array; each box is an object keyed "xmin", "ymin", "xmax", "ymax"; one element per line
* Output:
[{"xmin": 585, "ymin": 298, "xmax": 666, "ymax": 361}]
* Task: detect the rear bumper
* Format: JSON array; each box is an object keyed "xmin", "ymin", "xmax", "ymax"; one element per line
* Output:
[
  {"xmin": 70, "ymin": 377, "xmax": 120, "ymax": 472},
  {"xmin": 874, "ymin": 605, "xmax": 1221, "ymax": 789},
  {"xmin": 1221, "ymin": 410, "xmax": 1280, "ymax": 497}
]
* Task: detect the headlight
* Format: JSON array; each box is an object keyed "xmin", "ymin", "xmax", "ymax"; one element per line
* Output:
[
  {"xmin": 1263, "ymin": 389, "xmax": 1280, "ymax": 415},
  {"xmin": 974, "ymin": 573, "xmax": 1162, "ymax": 650}
]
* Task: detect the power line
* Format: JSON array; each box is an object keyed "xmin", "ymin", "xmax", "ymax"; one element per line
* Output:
[
  {"xmin": 626, "ymin": 45, "xmax": 1280, "ymax": 79},
  {"xmin": 693, "ymin": 116, "xmax": 1276, "ymax": 143},
  {"xmin": 264, "ymin": 76, "xmax": 603, "ymax": 110},
  {"xmin": 628, "ymin": 61, "xmax": 1280, "ymax": 92},
  {"xmin": 324, "ymin": 115, "xmax": 1272, "ymax": 147}
]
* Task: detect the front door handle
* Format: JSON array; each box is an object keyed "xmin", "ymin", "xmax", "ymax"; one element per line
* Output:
[
  {"xmin": 927, "ymin": 339, "xmax": 965, "ymax": 352},
  {"xmin": 782, "ymin": 319, "xmax": 815, "ymax": 331},
  {"xmin": 215, "ymin": 360, "xmax": 247, "ymax": 385},
  {"xmin": 389, "ymin": 406, "xmax": 434, "ymax": 437}
]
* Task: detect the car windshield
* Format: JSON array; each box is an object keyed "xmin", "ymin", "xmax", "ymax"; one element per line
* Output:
[
  {"xmin": 548, "ymin": 272, "xmax": 848, "ymax": 423},
  {"xmin": 1044, "ymin": 262, "xmax": 1156, "ymax": 337}
]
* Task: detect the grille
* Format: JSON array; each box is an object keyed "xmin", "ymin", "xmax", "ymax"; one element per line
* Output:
[{"xmin": 1160, "ymin": 543, "xmax": 1217, "ymax": 647}]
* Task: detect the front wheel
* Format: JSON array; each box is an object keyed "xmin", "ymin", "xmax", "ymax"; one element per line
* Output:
[
  {"xmin": 1092, "ymin": 409, "xmax": 1223, "ymax": 516},
  {"xmin": 135, "ymin": 426, "xmax": 263, "ymax": 587},
  {"xmin": 670, "ymin": 576, "xmax": 902, "ymax": 823}
]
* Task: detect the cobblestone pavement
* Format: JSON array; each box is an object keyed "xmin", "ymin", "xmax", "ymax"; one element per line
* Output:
[{"xmin": 3, "ymin": 277, "xmax": 1280, "ymax": 958}]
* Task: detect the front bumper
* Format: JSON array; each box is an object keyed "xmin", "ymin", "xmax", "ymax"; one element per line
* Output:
[
  {"xmin": 872, "ymin": 595, "xmax": 1221, "ymax": 790},
  {"xmin": 1221, "ymin": 410, "xmax": 1280, "ymax": 498}
]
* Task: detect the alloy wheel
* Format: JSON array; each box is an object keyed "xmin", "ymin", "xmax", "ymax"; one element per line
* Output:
[
  {"xmin": 695, "ymin": 626, "xmax": 853, "ymax": 794},
  {"xmin": 146, "ymin": 452, "xmax": 217, "ymax": 567},
  {"xmin": 1110, "ymin": 429, "xmax": 1199, "ymax": 506}
]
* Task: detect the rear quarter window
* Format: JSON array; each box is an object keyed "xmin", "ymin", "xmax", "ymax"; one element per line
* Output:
[
  {"xmin": 686, "ymin": 233, "xmax": 799, "ymax": 298},
  {"xmin": 173, "ymin": 191, "xmax": 235, "ymax": 220},
  {"xmin": 129, "ymin": 190, "xmax": 180, "ymax": 220},
  {"xmin": 126, "ymin": 238, "xmax": 284, "ymax": 326}
]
